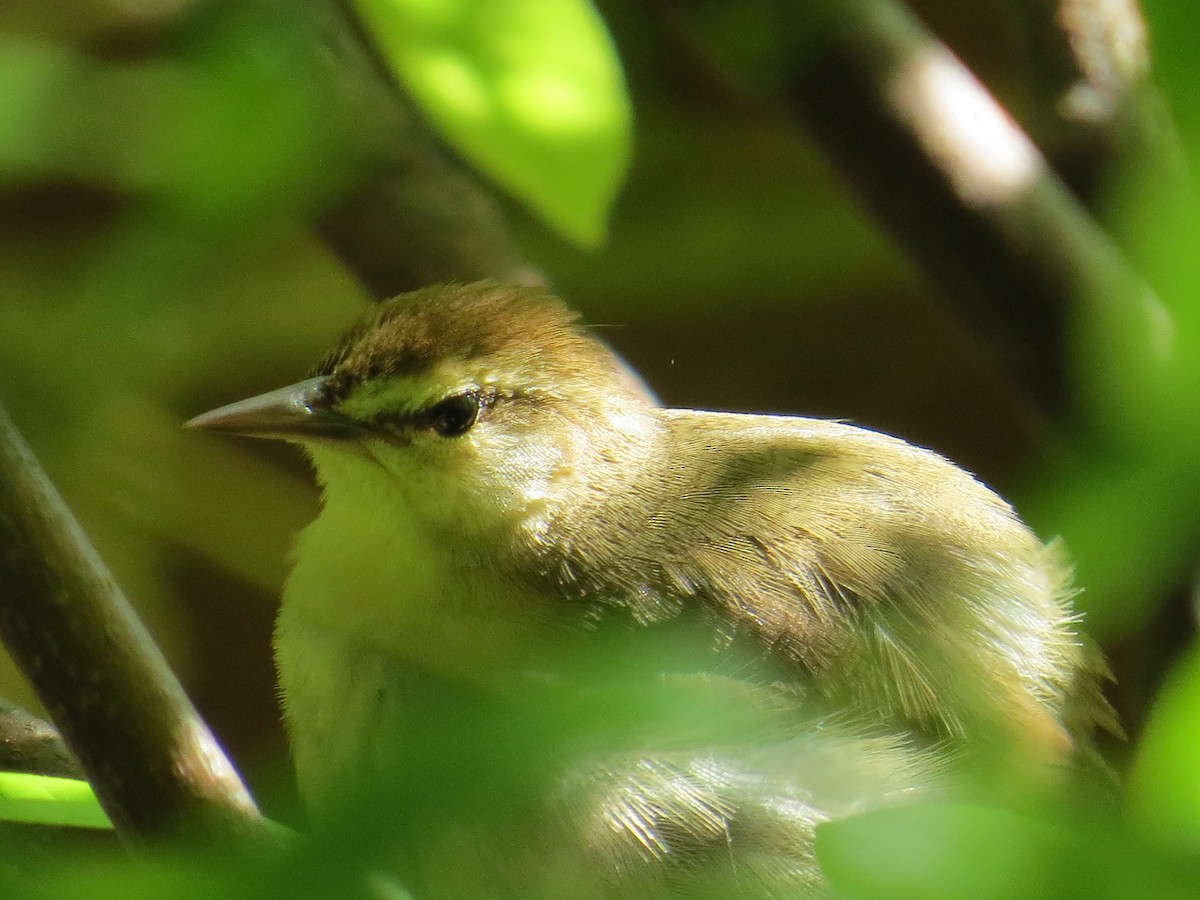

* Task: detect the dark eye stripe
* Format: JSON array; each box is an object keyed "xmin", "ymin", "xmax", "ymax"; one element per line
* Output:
[{"xmin": 362, "ymin": 387, "xmax": 526, "ymax": 438}]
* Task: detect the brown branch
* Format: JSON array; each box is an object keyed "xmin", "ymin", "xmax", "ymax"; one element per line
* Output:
[
  {"xmin": 0, "ymin": 700, "xmax": 117, "ymax": 869},
  {"xmin": 1011, "ymin": 0, "xmax": 1149, "ymax": 126},
  {"xmin": 0, "ymin": 0, "xmax": 540, "ymax": 851},
  {"xmin": 0, "ymin": 0, "xmax": 542, "ymax": 856},
  {"xmin": 0, "ymin": 698, "xmax": 82, "ymax": 779},
  {"xmin": 306, "ymin": 0, "xmax": 547, "ymax": 299},
  {"xmin": 998, "ymin": 0, "xmax": 1166, "ymax": 202},
  {"xmin": 0, "ymin": 402, "xmax": 271, "ymax": 850},
  {"xmin": 656, "ymin": 0, "xmax": 1171, "ymax": 418}
]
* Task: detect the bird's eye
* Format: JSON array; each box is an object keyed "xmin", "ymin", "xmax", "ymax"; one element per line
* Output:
[{"xmin": 426, "ymin": 391, "xmax": 482, "ymax": 437}]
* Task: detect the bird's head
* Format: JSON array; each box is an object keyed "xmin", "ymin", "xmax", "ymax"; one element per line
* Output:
[{"xmin": 188, "ymin": 282, "xmax": 661, "ymax": 549}]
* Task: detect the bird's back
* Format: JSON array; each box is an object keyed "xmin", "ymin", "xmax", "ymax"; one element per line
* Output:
[{"xmin": 547, "ymin": 408, "xmax": 1111, "ymax": 768}]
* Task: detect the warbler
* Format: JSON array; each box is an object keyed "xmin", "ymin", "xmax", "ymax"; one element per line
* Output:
[{"xmin": 189, "ymin": 282, "xmax": 1114, "ymax": 897}]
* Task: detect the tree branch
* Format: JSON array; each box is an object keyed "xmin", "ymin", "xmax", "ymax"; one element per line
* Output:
[
  {"xmin": 307, "ymin": 0, "xmax": 546, "ymax": 299},
  {"xmin": 0, "ymin": 0, "xmax": 541, "ymax": 849},
  {"xmin": 0, "ymin": 403, "xmax": 271, "ymax": 850},
  {"xmin": 0, "ymin": 699, "xmax": 82, "ymax": 779},
  {"xmin": 999, "ymin": 0, "xmax": 1162, "ymax": 201},
  {"xmin": 656, "ymin": 0, "xmax": 1171, "ymax": 417}
]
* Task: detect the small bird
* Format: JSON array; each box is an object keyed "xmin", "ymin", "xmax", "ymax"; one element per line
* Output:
[{"xmin": 189, "ymin": 282, "xmax": 1114, "ymax": 897}]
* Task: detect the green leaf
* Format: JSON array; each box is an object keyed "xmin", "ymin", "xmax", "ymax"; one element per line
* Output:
[
  {"xmin": 816, "ymin": 803, "xmax": 1054, "ymax": 900},
  {"xmin": 1129, "ymin": 644, "xmax": 1200, "ymax": 851},
  {"xmin": 0, "ymin": 772, "xmax": 112, "ymax": 830},
  {"xmin": 816, "ymin": 801, "xmax": 1199, "ymax": 900},
  {"xmin": 350, "ymin": 0, "xmax": 632, "ymax": 247}
]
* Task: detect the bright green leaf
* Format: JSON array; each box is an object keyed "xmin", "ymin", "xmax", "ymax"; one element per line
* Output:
[
  {"xmin": 350, "ymin": 0, "xmax": 632, "ymax": 247},
  {"xmin": 0, "ymin": 771, "xmax": 112, "ymax": 829}
]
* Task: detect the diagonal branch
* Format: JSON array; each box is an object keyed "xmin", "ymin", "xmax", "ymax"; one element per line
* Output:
[
  {"xmin": 308, "ymin": 0, "xmax": 546, "ymax": 300},
  {"xmin": 0, "ymin": 0, "xmax": 542, "ymax": 849},
  {"xmin": 1001, "ymin": 0, "xmax": 1160, "ymax": 200},
  {"xmin": 0, "ymin": 403, "xmax": 271, "ymax": 850},
  {"xmin": 0, "ymin": 698, "xmax": 82, "ymax": 779},
  {"xmin": 655, "ymin": 0, "xmax": 1171, "ymax": 417}
]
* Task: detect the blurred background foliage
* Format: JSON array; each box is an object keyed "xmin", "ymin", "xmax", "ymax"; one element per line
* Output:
[{"xmin": 1, "ymin": 0, "xmax": 1199, "ymax": 895}]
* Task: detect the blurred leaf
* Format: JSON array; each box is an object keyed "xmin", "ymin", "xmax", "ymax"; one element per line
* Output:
[
  {"xmin": 1024, "ymin": 0, "xmax": 1200, "ymax": 637},
  {"xmin": 817, "ymin": 803, "xmax": 1056, "ymax": 900},
  {"xmin": 817, "ymin": 801, "xmax": 1198, "ymax": 900},
  {"xmin": 1142, "ymin": 0, "xmax": 1200, "ymax": 155},
  {"xmin": 8, "ymin": 856, "xmax": 260, "ymax": 900},
  {"xmin": 161, "ymin": 4, "xmax": 353, "ymax": 228},
  {"xmin": 1129, "ymin": 643, "xmax": 1200, "ymax": 851},
  {"xmin": 349, "ymin": 0, "xmax": 632, "ymax": 247},
  {"xmin": 0, "ymin": 7, "xmax": 351, "ymax": 230},
  {"xmin": 0, "ymin": 772, "xmax": 110, "ymax": 829}
]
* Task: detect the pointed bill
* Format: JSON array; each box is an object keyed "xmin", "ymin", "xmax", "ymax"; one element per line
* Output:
[{"xmin": 186, "ymin": 377, "xmax": 360, "ymax": 441}]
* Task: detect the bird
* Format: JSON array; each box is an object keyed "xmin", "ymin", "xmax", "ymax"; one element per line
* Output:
[{"xmin": 188, "ymin": 281, "xmax": 1116, "ymax": 897}]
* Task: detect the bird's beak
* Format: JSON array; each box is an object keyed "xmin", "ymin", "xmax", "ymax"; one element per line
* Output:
[{"xmin": 186, "ymin": 377, "xmax": 362, "ymax": 441}]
